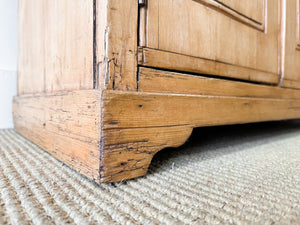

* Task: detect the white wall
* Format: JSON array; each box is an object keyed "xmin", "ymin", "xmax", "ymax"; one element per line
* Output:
[{"xmin": 0, "ymin": 0, "xmax": 18, "ymax": 128}]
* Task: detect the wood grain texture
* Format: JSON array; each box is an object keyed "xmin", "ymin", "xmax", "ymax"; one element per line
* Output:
[
  {"xmin": 213, "ymin": 0, "xmax": 265, "ymax": 23},
  {"xmin": 96, "ymin": 0, "xmax": 139, "ymax": 91},
  {"xmin": 100, "ymin": 126, "xmax": 193, "ymax": 183},
  {"xmin": 13, "ymin": 90, "xmax": 101, "ymax": 181},
  {"xmin": 102, "ymin": 90, "xmax": 300, "ymax": 130},
  {"xmin": 145, "ymin": 0, "xmax": 279, "ymax": 79},
  {"xmin": 138, "ymin": 67, "xmax": 300, "ymax": 99},
  {"xmin": 138, "ymin": 48, "xmax": 279, "ymax": 84},
  {"xmin": 18, "ymin": 0, "xmax": 94, "ymax": 94},
  {"xmin": 281, "ymin": 0, "xmax": 300, "ymax": 89},
  {"xmin": 18, "ymin": 0, "xmax": 45, "ymax": 94},
  {"xmin": 15, "ymin": 0, "xmax": 300, "ymax": 184},
  {"xmin": 99, "ymin": 89, "xmax": 300, "ymax": 182},
  {"xmin": 95, "ymin": 0, "xmax": 108, "ymax": 90},
  {"xmin": 297, "ymin": 0, "xmax": 300, "ymax": 48},
  {"xmin": 13, "ymin": 88, "xmax": 300, "ymax": 183},
  {"xmin": 193, "ymin": 0, "xmax": 265, "ymax": 31},
  {"xmin": 146, "ymin": 0, "xmax": 159, "ymax": 48}
]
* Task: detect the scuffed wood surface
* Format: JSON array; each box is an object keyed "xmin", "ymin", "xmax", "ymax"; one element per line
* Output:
[
  {"xmin": 13, "ymin": 89, "xmax": 300, "ymax": 183},
  {"xmin": 99, "ymin": 89, "xmax": 300, "ymax": 182},
  {"xmin": 139, "ymin": 67, "xmax": 300, "ymax": 99},
  {"xmin": 102, "ymin": 90, "xmax": 300, "ymax": 130},
  {"xmin": 96, "ymin": 0, "xmax": 138, "ymax": 91},
  {"xmin": 13, "ymin": 90, "xmax": 101, "ymax": 180},
  {"xmin": 100, "ymin": 126, "xmax": 193, "ymax": 183},
  {"xmin": 15, "ymin": 0, "xmax": 300, "ymax": 183}
]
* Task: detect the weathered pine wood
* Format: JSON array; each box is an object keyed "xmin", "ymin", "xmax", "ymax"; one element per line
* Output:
[
  {"xmin": 138, "ymin": 67, "xmax": 300, "ymax": 99},
  {"xmin": 99, "ymin": 90, "xmax": 300, "ymax": 182},
  {"xmin": 18, "ymin": 0, "xmax": 44, "ymax": 94},
  {"xmin": 96, "ymin": 0, "xmax": 139, "ymax": 91},
  {"xmin": 100, "ymin": 126, "xmax": 193, "ymax": 183},
  {"xmin": 13, "ymin": 90, "xmax": 101, "ymax": 181},
  {"xmin": 138, "ymin": 48, "xmax": 279, "ymax": 84},
  {"xmin": 14, "ymin": 89, "xmax": 300, "ymax": 183},
  {"xmin": 102, "ymin": 90, "xmax": 300, "ymax": 130},
  {"xmin": 281, "ymin": 0, "xmax": 300, "ymax": 89},
  {"xmin": 14, "ymin": 0, "xmax": 300, "ymax": 183},
  {"xmin": 18, "ymin": 0, "xmax": 94, "ymax": 94},
  {"xmin": 145, "ymin": 0, "xmax": 279, "ymax": 81}
]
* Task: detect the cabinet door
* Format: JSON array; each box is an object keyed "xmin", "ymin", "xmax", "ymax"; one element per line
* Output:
[
  {"xmin": 281, "ymin": 0, "xmax": 300, "ymax": 89},
  {"xmin": 140, "ymin": 0, "xmax": 279, "ymax": 84}
]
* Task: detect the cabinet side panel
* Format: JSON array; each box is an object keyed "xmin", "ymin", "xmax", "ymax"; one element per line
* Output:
[
  {"xmin": 18, "ymin": 0, "xmax": 94, "ymax": 94},
  {"xmin": 13, "ymin": 90, "xmax": 101, "ymax": 181},
  {"xmin": 18, "ymin": 0, "xmax": 45, "ymax": 94},
  {"xmin": 44, "ymin": 0, "xmax": 94, "ymax": 93}
]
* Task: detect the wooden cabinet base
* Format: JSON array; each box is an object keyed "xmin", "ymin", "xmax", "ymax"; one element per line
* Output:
[
  {"xmin": 15, "ymin": 0, "xmax": 300, "ymax": 183},
  {"xmin": 13, "ymin": 88, "xmax": 300, "ymax": 183}
]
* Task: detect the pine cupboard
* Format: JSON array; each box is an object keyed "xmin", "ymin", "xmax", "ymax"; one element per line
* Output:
[{"xmin": 14, "ymin": 0, "xmax": 300, "ymax": 183}]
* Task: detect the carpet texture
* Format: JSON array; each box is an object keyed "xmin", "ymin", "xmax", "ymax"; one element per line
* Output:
[{"xmin": 0, "ymin": 121, "xmax": 299, "ymax": 225}]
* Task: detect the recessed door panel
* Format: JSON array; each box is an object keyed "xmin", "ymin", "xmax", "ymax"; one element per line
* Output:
[{"xmin": 144, "ymin": 0, "xmax": 279, "ymax": 84}]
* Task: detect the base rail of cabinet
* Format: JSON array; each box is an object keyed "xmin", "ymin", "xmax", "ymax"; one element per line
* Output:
[{"xmin": 13, "ymin": 89, "xmax": 300, "ymax": 183}]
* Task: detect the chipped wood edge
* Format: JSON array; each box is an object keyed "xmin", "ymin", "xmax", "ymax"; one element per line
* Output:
[
  {"xmin": 13, "ymin": 90, "xmax": 102, "ymax": 181},
  {"xmin": 96, "ymin": 0, "xmax": 139, "ymax": 91},
  {"xmin": 12, "ymin": 88, "xmax": 300, "ymax": 183},
  {"xmin": 99, "ymin": 89, "xmax": 300, "ymax": 182},
  {"xmin": 99, "ymin": 126, "xmax": 193, "ymax": 183}
]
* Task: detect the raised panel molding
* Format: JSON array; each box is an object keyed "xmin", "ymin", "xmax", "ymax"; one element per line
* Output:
[{"xmin": 193, "ymin": 0, "xmax": 266, "ymax": 31}]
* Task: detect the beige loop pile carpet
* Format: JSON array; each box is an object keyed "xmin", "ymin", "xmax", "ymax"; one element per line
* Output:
[{"xmin": 0, "ymin": 121, "xmax": 299, "ymax": 225}]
